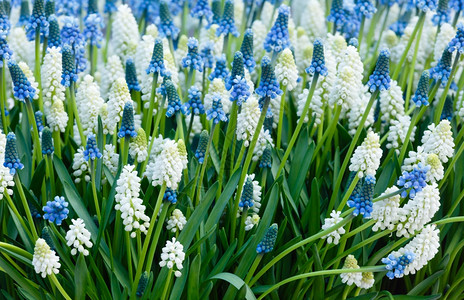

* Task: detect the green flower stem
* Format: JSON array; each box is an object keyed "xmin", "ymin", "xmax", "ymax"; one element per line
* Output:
[
  {"xmin": 335, "ymin": 173, "xmax": 360, "ymax": 212},
  {"xmin": 455, "ymin": 124, "xmax": 464, "ymax": 145},
  {"xmin": 4, "ymin": 193, "xmax": 33, "ymax": 241},
  {"xmin": 328, "ymin": 91, "xmax": 378, "ymax": 215},
  {"xmin": 444, "ymin": 186, "xmax": 464, "ymax": 218},
  {"xmin": 90, "ymin": 161, "xmax": 101, "ymax": 221},
  {"xmin": 371, "ymin": 7, "xmax": 390, "ymax": 61},
  {"xmin": 237, "ymin": 208, "xmax": 248, "ymax": 249},
  {"xmin": 145, "ymin": 202, "xmax": 169, "ymax": 273},
  {"xmin": 276, "ymin": 74, "xmax": 319, "ymax": 177},
  {"xmin": 249, "ymin": 214, "xmax": 354, "ymax": 287},
  {"xmin": 180, "ymin": 0, "xmax": 188, "ymax": 35},
  {"xmin": 161, "ymin": 269, "xmax": 174, "ymax": 300},
  {"xmin": 217, "ymin": 102, "xmax": 238, "ymax": 199},
  {"xmin": 434, "ymin": 54, "xmax": 461, "ymax": 124},
  {"xmin": 190, "ymin": 165, "xmax": 201, "ymax": 208},
  {"xmin": 230, "ymin": 97, "xmax": 270, "ymax": 242},
  {"xmin": 45, "ymin": 154, "xmax": 56, "ymax": 199},
  {"xmin": 25, "ymin": 100, "xmax": 42, "ymax": 165},
  {"xmin": 392, "ymin": 12, "xmax": 425, "ymax": 80},
  {"xmin": 52, "ymin": 131, "xmax": 61, "ymax": 158},
  {"xmin": 130, "ymin": 183, "xmax": 166, "ymax": 300},
  {"xmin": 276, "ymin": 84, "xmax": 287, "ymax": 149},
  {"xmin": 196, "ymin": 124, "xmax": 215, "ymax": 206},
  {"xmin": 186, "ymin": 113, "xmax": 195, "ymax": 143},
  {"xmin": 0, "ymin": 64, "xmax": 7, "ymax": 132},
  {"xmin": 131, "ymin": 90, "xmax": 142, "ymax": 114},
  {"xmin": 373, "ymin": 187, "xmax": 405, "ymax": 202},
  {"xmin": 439, "ymin": 141, "xmax": 464, "ymax": 189},
  {"xmin": 138, "ymin": 9, "xmax": 147, "ymax": 34},
  {"xmin": 126, "ymin": 231, "xmax": 133, "ymax": 281},
  {"xmin": 50, "ymin": 274, "xmax": 72, "ymax": 300},
  {"xmin": 103, "ymin": 14, "xmax": 112, "ymax": 63},
  {"xmin": 357, "ymin": 16, "xmax": 366, "ymax": 52},
  {"xmin": 175, "ymin": 112, "xmax": 185, "ymax": 141},
  {"xmin": 89, "ymin": 44, "xmax": 97, "ymax": 76},
  {"xmin": 141, "ymin": 94, "xmax": 165, "ymax": 175},
  {"xmin": 68, "ymin": 84, "xmax": 86, "ymax": 145},
  {"xmin": 233, "ymin": 142, "xmax": 246, "ymax": 171},
  {"xmin": 122, "ymin": 136, "xmax": 130, "ymax": 166},
  {"xmin": 312, "ymin": 105, "xmax": 342, "ymax": 159},
  {"xmin": 144, "ymin": 73, "xmax": 159, "ymax": 135},
  {"xmin": 34, "ymin": 30, "xmax": 41, "ymax": 84},
  {"xmin": 433, "ymin": 216, "xmax": 464, "ymax": 226},
  {"xmin": 244, "ymin": 254, "xmax": 263, "ymax": 284},
  {"xmin": 256, "ymin": 266, "xmax": 385, "ymax": 300},
  {"xmin": 398, "ymin": 106, "xmax": 427, "ymax": 164},
  {"xmin": 13, "ymin": 174, "xmax": 38, "ymax": 240},
  {"xmin": 404, "ymin": 18, "xmax": 425, "ymax": 111}
]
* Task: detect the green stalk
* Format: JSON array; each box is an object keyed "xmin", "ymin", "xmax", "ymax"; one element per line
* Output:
[
  {"xmin": 90, "ymin": 161, "xmax": 101, "ymax": 221},
  {"xmin": 103, "ymin": 14, "xmax": 112, "ymax": 63},
  {"xmin": 335, "ymin": 173, "xmax": 360, "ymax": 212},
  {"xmin": 257, "ymin": 266, "xmax": 385, "ymax": 299},
  {"xmin": 68, "ymin": 84, "xmax": 86, "ymax": 145},
  {"xmin": 130, "ymin": 183, "xmax": 166, "ymax": 300},
  {"xmin": 0, "ymin": 242, "xmax": 33, "ymax": 260},
  {"xmin": 237, "ymin": 208, "xmax": 248, "ymax": 248},
  {"xmin": 230, "ymin": 97, "xmax": 270, "ymax": 242},
  {"xmin": 312, "ymin": 105, "xmax": 342, "ymax": 159},
  {"xmin": 122, "ymin": 136, "xmax": 130, "ymax": 166},
  {"xmin": 89, "ymin": 44, "xmax": 97, "ymax": 76},
  {"xmin": 161, "ymin": 269, "xmax": 174, "ymax": 300},
  {"xmin": 404, "ymin": 18, "xmax": 424, "ymax": 111},
  {"xmin": 217, "ymin": 102, "xmax": 238, "ymax": 199},
  {"xmin": 45, "ymin": 154, "xmax": 56, "ymax": 199},
  {"xmin": 276, "ymin": 85, "xmax": 287, "ymax": 149},
  {"xmin": 126, "ymin": 231, "xmax": 133, "ymax": 281},
  {"xmin": 244, "ymin": 254, "xmax": 263, "ymax": 284},
  {"xmin": 357, "ymin": 16, "xmax": 366, "ymax": 52},
  {"xmin": 25, "ymin": 100, "xmax": 42, "ymax": 164},
  {"xmin": 434, "ymin": 54, "xmax": 461, "ymax": 124},
  {"xmin": 327, "ymin": 92, "xmax": 378, "ymax": 214},
  {"xmin": 249, "ymin": 215, "xmax": 354, "ymax": 287},
  {"xmin": 392, "ymin": 12, "xmax": 425, "ymax": 80},
  {"xmin": 52, "ymin": 131, "xmax": 61, "ymax": 158},
  {"xmin": 276, "ymin": 74, "xmax": 319, "ymax": 177},
  {"xmin": 397, "ymin": 106, "xmax": 427, "ymax": 164},
  {"xmin": 145, "ymin": 204, "xmax": 170, "ymax": 272},
  {"xmin": 196, "ymin": 124, "xmax": 215, "ymax": 206},
  {"xmin": 439, "ymin": 140, "xmax": 464, "ymax": 189},
  {"xmin": 4, "ymin": 193, "xmax": 33, "ymax": 241},
  {"xmin": 0, "ymin": 64, "xmax": 7, "ymax": 132},
  {"xmin": 34, "ymin": 30, "xmax": 41, "ymax": 83},
  {"xmin": 50, "ymin": 274, "xmax": 72, "ymax": 300},
  {"xmin": 14, "ymin": 175, "xmax": 38, "ymax": 240}
]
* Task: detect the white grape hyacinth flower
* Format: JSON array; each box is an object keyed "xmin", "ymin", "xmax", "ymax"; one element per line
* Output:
[
  {"xmin": 65, "ymin": 218, "xmax": 93, "ymax": 256},
  {"xmin": 321, "ymin": 210, "xmax": 346, "ymax": 245},
  {"xmin": 115, "ymin": 165, "xmax": 151, "ymax": 238},
  {"xmin": 110, "ymin": 4, "xmax": 139, "ymax": 60},
  {"xmin": 349, "ymin": 130, "xmax": 382, "ymax": 178},
  {"xmin": 41, "ymin": 46, "xmax": 65, "ymax": 118},
  {"xmin": 421, "ymin": 119, "xmax": 454, "ymax": 163},
  {"xmin": 166, "ymin": 209, "xmax": 187, "ymax": 233},
  {"xmin": 340, "ymin": 255, "xmax": 362, "ymax": 286},
  {"xmin": 160, "ymin": 237, "xmax": 186, "ymax": 278},
  {"xmin": 403, "ymin": 147, "xmax": 444, "ymax": 183},
  {"xmin": 371, "ymin": 186, "xmax": 401, "ymax": 231},
  {"xmin": 32, "ymin": 238, "xmax": 61, "ymax": 278},
  {"xmin": 245, "ymin": 214, "xmax": 260, "ymax": 231},
  {"xmin": 358, "ymin": 272, "xmax": 375, "ymax": 289},
  {"xmin": 275, "ymin": 48, "xmax": 299, "ymax": 91}
]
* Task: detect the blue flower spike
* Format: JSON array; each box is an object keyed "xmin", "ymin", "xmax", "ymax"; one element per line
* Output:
[
  {"xmin": 8, "ymin": 60, "xmax": 36, "ymax": 102},
  {"xmin": 147, "ymin": 38, "xmax": 166, "ymax": 76},
  {"xmin": 209, "ymin": 54, "xmax": 229, "ymax": 81},
  {"xmin": 256, "ymin": 56, "xmax": 282, "ymax": 100},
  {"xmin": 47, "ymin": 15, "xmax": 61, "ymax": 48},
  {"xmin": 165, "ymin": 79, "xmax": 185, "ymax": 117},
  {"xmin": 397, "ymin": 163, "xmax": 430, "ymax": 199},
  {"xmin": 126, "ymin": 58, "xmax": 141, "ymax": 92},
  {"xmin": 26, "ymin": 0, "xmax": 49, "ymax": 41},
  {"xmin": 0, "ymin": 37, "xmax": 13, "ymax": 67},
  {"xmin": 195, "ymin": 130, "xmax": 209, "ymax": 164},
  {"xmin": 61, "ymin": 44, "xmax": 78, "ymax": 87},
  {"xmin": 41, "ymin": 127, "xmax": 54, "ymax": 155},
  {"xmin": 157, "ymin": 0, "xmax": 180, "ymax": 40},
  {"xmin": 182, "ymin": 37, "xmax": 203, "ymax": 72},
  {"xmin": 256, "ymin": 224, "xmax": 278, "ymax": 254},
  {"xmin": 183, "ymin": 86, "xmax": 205, "ymax": 115},
  {"xmin": 347, "ymin": 175, "xmax": 375, "ymax": 218},
  {"xmin": 264, "ymin": 4, "xmax": 291, "ymax": 54},
  {"xmin": 164, "ymin": 188, "xmax": 178, "ymax": 204},
  {"xmin": 216, "ymin": 0, "xmax": 239, "ymax": 37},
  {"xmin": 259, "ymin": 144, "xmax": 272, "ymax": 168},
  {"xmin": 448, "ymin": 23, "xmax": 464, "ymax": 54},
  {"xmin": 240, "ymin": 29, "xmax": 256, "ymax": 73},
  {"xmin": 305, "ymin": 39, "xmax": 328, "ymax": 77},
  {"xmin": 412, "ymin": 71, "xmax": 430, "ymax": 107},
  {"xmin": 4, "ymin": 132, "xmax": 24, "ymax": 175},
  {"xmin": 327, "ymin": 0, "xmax": 346, "ymax": 30},
  {"xmin": 206, "ymin": 93, "xmax": 228, "ymax": 124},
  {"xmin": 382, "ymin": 252, "xmax": 415, "ymax": 279},
  {"xmin": 367, "ymin": 49, "xmax": 391, "ymax": 92},
  {"xmin": 239, "ymin": 176, "xmax": 254, "ymax": 209},
  {"xmin": 118, "ymin": 101, "xmax": 138, "ymax": 139},
  {"xmin": 430, "ymin": 47, "xmax": 452, "ymax": 86},
  {"xmin": 84, "ymin": 133, "xmax": 102, "ymax": 161},
  {"xmin": 43, "ymin": 196, "xmax": 69, "ymax": 225}
]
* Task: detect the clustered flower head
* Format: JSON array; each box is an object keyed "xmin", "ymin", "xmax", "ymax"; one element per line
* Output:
[
  {"xmin": 240, "ymin": 29, "xmax": 255, "ymax": 73},
  {"xmin": 264, "ymin": 4, "xmax": 291, "ymax": 54},
  {"xmin": 65, "ymin": 218, "xmax": 93, "ymax": 256},
  {"xmin": 368, "ymin": 49, "xmax": 391, "ymax": 92},
  {"xmin": 349, "ymin": 131, "xmax": 382, "ymax": 178},
  {"xmin": 118, "ymin": 101, "xmax": 137, "ymax": 138},
  {"xmin": 216, "ymin": 0, "xmax": 239, "ymax": 37},
  {"xmin": 397, "ymin": 163, "xmax": 429, "ymax": 199},
  {"xmin": 256, "ymin": 223, "xmax": 278, "ymax": 254},
  {"xmin": 256, "ymin": 56, "xmax": 282, "ymax": 99},
  {"xmin": 43, "ymin": 196, "xmax": 69, "ymax": 225},
  {"xmin": 206, "ymin": 93, "xmax": 228, "ymax": 124},
  {"xmin": 412, "ymin": 71, "xmax": 430, "ymax": 107},
  {"xmin": 166, "ymin": 209, "xmax": 187, "ymax": 233},
  {"xmin": 306, "ymin": 39, "xmax": 328, "ymax": 77},
  {"xmin": 421, "ymin": 119, "xmax": 454, "ymax": 163},
  {"xmin": 157, "ymin": 1, "xmax": 179, "ymax": 39},
  {"xmin": 84, "ymin": 134, "xmax": 102, "ymax": 161},
  {"xmin": 321, "ymin": 210, "xmax": 346, "ymax": 245},
  {"xmin": 182, "ymin": 37, "xmax": 203, "ymax": 72},
  {"xmin": 115, "ymin": 165, "xmax": 151, "ymax": 238},
  {"xmin": 8, "ymin": 60, "xmax": 36, "ymax": 102},
  {"xmin": 348, "ymin": 175, "xmax": 375, "ymax": 218},
  {"xmin": 32, "ymin": 238, "xmax": 61, "ymax": 278},
  {"xmin": 26, "ymin": 0, "xmax": 49, "ymax": 40},
  {"xmin": 183, "ymin": 86, "xmax": 205, "ymax": 115},
  {"xmin": 160, "ymin": 237, "xmax": 185, "ymax": 277},
  {"xmin": 275, "ymin": 48, "xmax": 299, "ymax": 91},
  {"xmin": 4, "ymin": 132, "xmax": 24, "ymax": 175}
]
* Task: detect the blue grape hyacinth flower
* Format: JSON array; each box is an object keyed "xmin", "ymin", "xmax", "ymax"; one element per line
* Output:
[
  {"xmin": 241, "ymin": 29, "xmax": 256, "ymax": 73},
  {"xmin": 183, "ymin": 86, "xmax": 205, "ymax": 115},
  {"xmin": 118, "ymin": 101, "xmax": 137, "ymax": 139},
  {"xmin": 305, "ymin": 39, "xmax": 328, "ymax": 77},
  {"xmin": 412, "ymin": 71, "xmax": 430, "ymax": 107},
  {"xmin": 26, "ymin": 0, "xmax": 49, "ymax": 41},
  {"xmin": 259, "ymin": 144, "xmax": 272, "ymax": 168},
  {"xmin": 206, "ymin": 93, "xmax": 228, "ymax": 124},
  {"xmin": 147, "ymin": 38, "xmax": 166, "ymax": 76},
  {"xmin": 432, "ymin": 0, "xmax": 450, "ymax": 25},
  {"xmin": 230, "ymin": 76, "xmax": 251, "ymax": 105},
  {"xmin": 43, "ymin": 196, "xmax": 69, "ymax": 225},
  {"xmin": 0, "ymin": 37, "xmax": 13, "ymax": 67},
  {"xmin": 35, "ymin": 111, "xmax": 44, "ymax": 132},
  {"xmin": 83, "ymin": 13, "xmax": 103, "ymax": 47},
  {"xmin": 17, "ymin": 0, "xmax": 30, "ymax": 27},
  {"xmin": 41, "ymin": 127, "xmax": 54, "ymax": 155},
  {"xmin": 239, "ymin": 176, "xmax": 255, "ymax": 209},
  {"xmin": 84, "ymin": 133, "xmax": 102, "ymax": 161},
  {"xmin": 201, "ymin": 42, "xmax": 215, "ymax": 69},
  {"xmin": 347, "ymin": 175, "xmax": 375, "ymax": 218},
  {"xmin": 209, "ymin": 54, "xmax": 229, "ymax": 81},
  {"xmin": 8, "ymin": 59, "xmax": 36, "ymax": 102},
  {"xmin": 448, "ymin": 23, "xmax": 464, "ymax": 54},
  {"xmin": 47, "ymin": 15, "xmax": 61, "ymax": 48},
  {"xmin": 327, "ymin": 0, "xmax": 346, "ymax": 30},
  {"xmin": 226, "ymin": 51, "xmax": 245, "ymax": 90},
  {"xmin": 256, "ymin": 224, "xmax": 278, "ymax": 254},
  {"xmin": 416, "ymin": 0, "xmax": 438, "ymax": 12},
  {"xmin": 191, "ymin": 0, "xmax": 212, "ymax": 20},
  {"xmin": 4, "ymin": 132, "xmax": 24, "ymax": 175},
  {"xmin": 164, "ymin": 188, "xmax": 178, "ymax": 204},
  {"xmin": 216, "ymin": 0, "xmax": 239, "ymax": 37},
  {"xmin": 181, "ymin": 37, "xmax": 203, "ymax": 72},
  {"xmin": 264, "ymin": 4, "xmax": 291, "ymax": 54},
  {"xmin": 165, "ymin": 79, "xmax": 186, "ymax": 117},
  {"xmin": 157, "ymin": 0, "xmax": 180, "ymax": 40},
  {"xmin": 256, "ymin": 56, "xmax": 283, "ymax": 100},
  {"xmin": 126, "ymin": 58, "xmax": 141, "ymax": 92},
  {"xmin": 382, "ymin": 252, "xmax": 415, "ymax": 279},
  {"xmin": 61, "ymin": 44, "xmax": 78, "ymax": 87},
  {"xmin": 430, "ymin": 47, "xmax": 452, "ymax": 86},
  {"xmin": 397, "ymin": 163, "xmax": 430, "ymax": 198},
  {"xmin": 195, "ymin": 130, "xmax": 209, "ymax": 164},
  {"xmin": 367, "ymin": 49, "xmax": 391, "ymax": 92},
  {"xmin": 355, "ymin": 0, "xmax": 377, "ymax": 19}
]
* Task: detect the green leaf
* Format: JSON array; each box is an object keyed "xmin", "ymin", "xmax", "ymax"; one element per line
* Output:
[
  {"xmin": 188, "ymin": 254, "xmax": 201, "ymax": 300},
  {"xmin": 407, "ymin": 270, "xmax": 445, "ymax": 296},
  {"xmin": 209, "ymin": 273, "xmax": 256, "ymax": 300},
  {"xmin": 0, "ymin": 256, "xmax": 40, "ymax": 298},
  {"xmin": 209, "ymin": 239, "xmax": 237, "ymax": 278},
  {"xmin": 169, "ymin": 257, "xmax": 189, "ymax": 300},
  {"xmin": 311, "ymin": 244, "xmax": 324, "ymax": 300},
  {"xmin": 288, "ymin": 135, "xmax": 314, "ymax": 201},
  {"xmin": 75, "ymin": 254, "xmax": 89, "ymax": 300}
]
